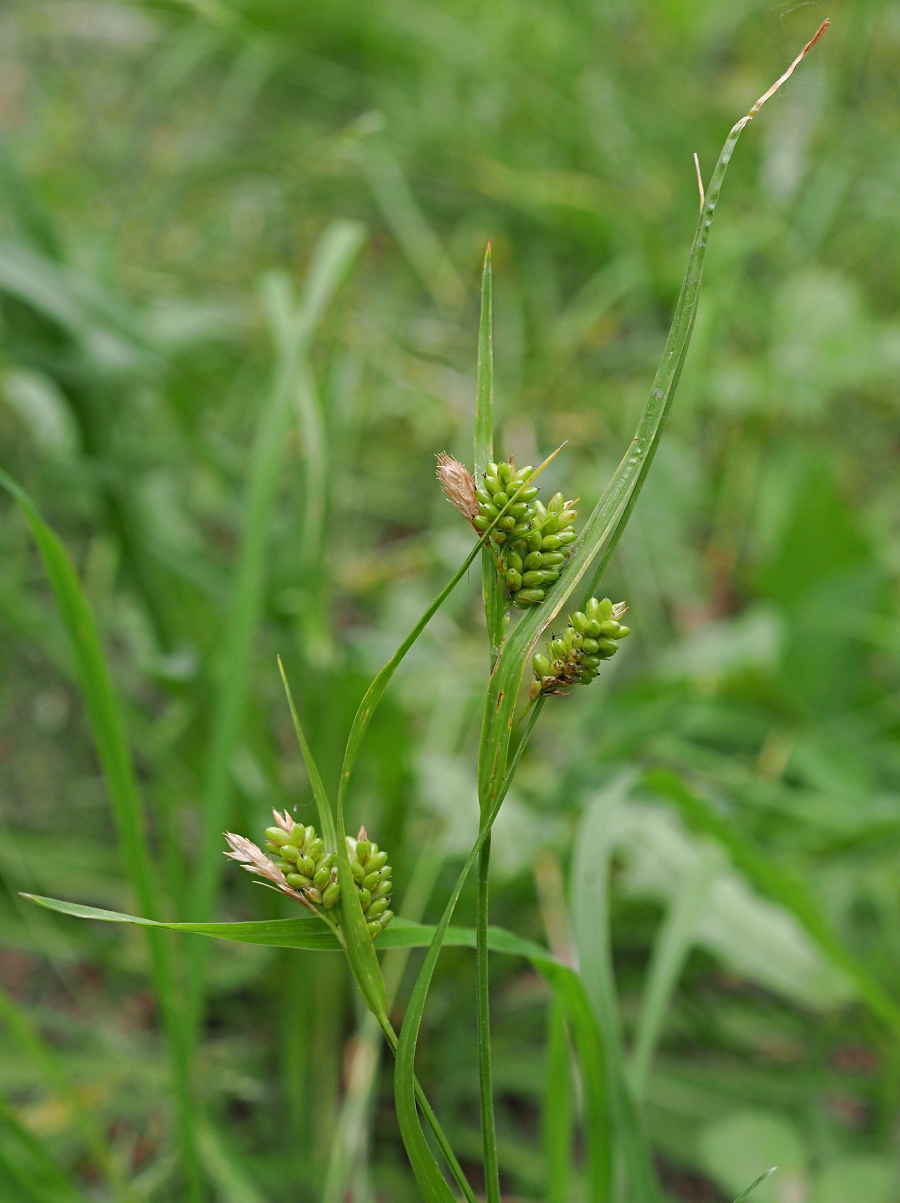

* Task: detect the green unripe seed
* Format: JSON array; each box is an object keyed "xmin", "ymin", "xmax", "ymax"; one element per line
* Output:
[
  {"xmin": 356, "ymin": 839, "xmax": 372, "ymax": 863},
  {"xmin": 541, "ymin": 535, "xmax": 562, "ymax": 550},
  {"xmin": 559, "ymin": 509, "xmax": 577, "ymax": 526},
  {"xmin": 525, "ymin": 551, "xmax": 543, "ymax": 570},
  {"xmin": 362, "ymin": 870, "xmax": 381, "ymax": 891},
  {"xmin": 475, "ymin": 488, "xmax": 492, "ymax": 506},
  {"xmin": 518, "ymin": 486, "xmax": 539, "ymax": 502},
  {"xmin": 313, "ymin": 866, "xmax": 331, "ymax": 890},
  {"xmin": 598, "ymin": 620, "xmax": 620, "ymax": 637},
  {"xmin": 473, "ymin": 515, "xmax": 491, "ymax": 531},
  {"xmin": 507, "ymin": 550, "xmax": 524, "ymax": 572},
  {"xmin": 523, "ymin": 570, "xmax": 545, "ymax": 587},
  {"xmin": 571, "ymin": 611, "xmax": 589, "ymax": 633},
  {"xmin": 541, "ymin": 552, "xmax": 566, "ymax": 566},
  {"xmin": 286, "ymin": 873, "xmax": 313, "ymax": 889},
  {"xmin": 505, "ymin": 570, "xmax": 522, "ymax": 590},
  {"xmin": 515, "ymin": 465, "xmax": 535, "ymax": 480},
  {"xmin": 358, "ymin": 888, "xmax": 372, "ymax": 911},
  {"xmin": 493, "ymin": 531, "xmax": 507, "ymax": 544},
  {"xmin": 485, "ymin": 475, "xmax": 501, "ymax": 496},
  {"xmin": 493, "ymin": 491, "xmax": 509, "ymax": 508},
  {"xmin": 481, "ymin": 503, "xmax": 499, "ymax": 520},
  {"xmin": 542, "ymin": 514, "xmax": 559, "ymax": 535},
  {"xmin": 367, "ymin": 897, "xmax": 389, "ymax": 920},
  {"xmin": 280, "ymin": 844, "xmax": 300, "ymax": 861},
  {"xmin": 296, "ymin": 855, "xmax": 315, "ymax": 877},
  {"xmin": 586, "ymin": 618, "xmax": 602, "ymax": 637},
  {"xmin": 349, "ymin": 859, "xmax": 365, "ymax": 882},
  {"xmin": 265, "ymin": 827, "xmax": 291, "ymax": 845},
  {"xmin": 540, "ymin": 569, "xmax": 560, "ymax": 583},
  {"xmin": 367, "ymin": 922, "xmax": 382, "ymax": 938},
  {"xmin": 323, "ymin": 882, "xmax": 341, "ymax": 909},
  {"xmin": 305, "ymin": 839, "xmax": 324, "ymax": 863},
  {"xmin": 498, "ymin": 516, "xmax": 516, "ymax": 531},
  {"xmin": 617, "ymin": 625, "xmax": 630, "ymax": 638},
  {"xmin": 516, "ymin": 588, "xmax": 545, "ymax": 604},
  {"xmin": 264, "ymin": 841, "xmax": 281, "ymax": 855},
  {"xmin": 307, "ymin": 887, "xmax": 324, "ymax": 903},
  {"xmin": 372, "ymin": 880, "xmax": 392, "ymax": 901},
  {"xmin": 597, "ymin": 598, "xmax": 614, "ymax": 621},
  {"xmin": 551, "ymin": 637, "xmax": 567, "ymax": 658},
  {"xmin": 533, "ymin": 653, "xmax": 552, "ymax": 677},
  {"xmin": 367, "ymin": 850, "xmax": 389, "ymax": 873},
  {"xmin": 509, "ymin": 502, "xmax": 529, "ymax": 518},
  {"xmin": 527, "ymin": 531, "xmax": 543, "ymax": 553},
  {"xmin": 581, "ymin": 655, "xmax": 600, "ymax": 669},
  {"xmin": 558, "ymin": 530, "xmax": 577, "ymax": 545},
  {"xmin": 597, "ymin": 638, "xmax": 619, "ymax": 654},
  {"xmin": 548, "ymin": 492, "xmax": 565, "ymax": 513},
  {"xmin": 498, "ymin": 461, "xmax": 512, "ymax": 482},
  {"xmin": 582, "ymin": 638, "xmax": 600, "ymax": 654},
  {"xmin": 380, "ymin": 909, "xmax": 394, "ymax": 927}
]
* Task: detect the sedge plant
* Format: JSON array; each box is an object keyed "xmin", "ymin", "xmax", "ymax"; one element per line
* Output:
[{"xmin": 11, "ymin": 22, "xmax": 832, "ymax": 1203}]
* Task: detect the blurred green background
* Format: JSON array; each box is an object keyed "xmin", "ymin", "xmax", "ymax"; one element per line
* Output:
[{"xmin": 0, "ymin": 0, "xmax": 899, "ymax": 1200}]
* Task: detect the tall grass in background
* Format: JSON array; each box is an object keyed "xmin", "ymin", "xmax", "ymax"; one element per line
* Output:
[{"xmin": 0, "ymin": 3, "xmax": 899, "ymax": 1202}]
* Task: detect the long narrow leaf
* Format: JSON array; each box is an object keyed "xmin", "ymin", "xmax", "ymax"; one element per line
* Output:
[
  {"xmin": 475, "ymin": 243, "xmax": 507, "ymax": 664},
  {"xmin": 189, "ymin": 221, "xmax": 364, "ymax": 929},
  {"xmin": 0, "ymin": 470, "xmax": 200, "ymax": 1200},
  {"xmin": 277, "ymin": 656, "xmax": 337, "ymax": 851},
  {"xmin": 476, "ymin": 26, "xmax": 830, "ymax": 847},
  {"xmin": 629, "ymin": 844, "xmax": 719, "ymax": 1099},
  {"xmin": 572, "ymin": 779, "xmax": 660, "ymax": 1201},
  {"xmin": 645, "ymin": 768, "xmax": 900, "ymax": 1037}
]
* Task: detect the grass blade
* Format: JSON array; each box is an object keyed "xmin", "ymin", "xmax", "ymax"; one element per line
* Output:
[
  {"xmin": 571, "ymin": 779, "xmax": 660, "ymax": 1201},
  {"xmin": 475, "ymin": 242, "xmax": 507, "ymax": 666},
  {"xmin": 544, "ymin": 996, "xmax": 573, "ymax": 1203},
  {"xmin": 629, "ymin": 844, "xmax": 719, "ymax": 1099},
  {"xmin": 277, "ymin": 656, "xmax": 337, "ymax": 851},
  {"xmin": 645, "ymin": 768, "xmax": 900, "ymax": 1037},
  {"xmin": 188, "ymin": 220, "xmax": 364, "ymax": 930},
  {"xmin": 476, "ymin": 28, "xmax": 830, "ymax": 853},
  {"xmin": 733, "ymin": 1167, "xmax": 777, "ymax": 1202},
  {"xmin": 394, "ymin": 702, "xmax": 543, "ymax": 1198},
  {"xmin": 0, "ymin": 470, "xmax": 200, "ymax": 1200},
  {"xmin": 474, "ymin": 243, "xmax": 503, "ymax": 1202}
]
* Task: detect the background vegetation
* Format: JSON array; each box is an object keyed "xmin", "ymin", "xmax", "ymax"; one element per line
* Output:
[{"xmin": 0, "ymin": 0, "xmax": 898, "ymax": 1200}]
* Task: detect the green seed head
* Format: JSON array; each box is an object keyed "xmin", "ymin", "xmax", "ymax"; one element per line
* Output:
[{"xmin": 531, "ymin": 599, "xmax": 631, "ymax": 696}]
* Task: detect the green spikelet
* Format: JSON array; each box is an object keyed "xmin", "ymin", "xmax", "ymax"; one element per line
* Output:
[
  {"xmin": 476, "ymin": 460, "xmax": 577, "ymax": 608},
  {"xmin": 437, "ymin": 451, "xmax": 579, "ymax": 609},
  {"xmin": 345, "ymin": 826, "xmax": 394, "ymax": 939},
  {"xmin": 530, "ymin": 598, "xmax": 631, "ymax": 697},
  {"xmin": 228, "ymin": 813, "xmax": 393, "ymax": 941}
]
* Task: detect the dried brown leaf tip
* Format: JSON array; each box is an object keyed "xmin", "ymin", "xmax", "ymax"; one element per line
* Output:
[{"xmin": 436, "ymin": 452, "xmax": 479, "ymax": 523}]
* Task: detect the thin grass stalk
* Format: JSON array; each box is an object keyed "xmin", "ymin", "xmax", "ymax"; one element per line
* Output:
[{"xmin": 473, "ymin": 239, "xmax": 502, "ymax": 1203}]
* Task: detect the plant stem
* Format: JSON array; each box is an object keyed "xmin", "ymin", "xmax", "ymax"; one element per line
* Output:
[{"xmin": 476, "ymin": 835, "xmax": 501, "ymax": 1203}]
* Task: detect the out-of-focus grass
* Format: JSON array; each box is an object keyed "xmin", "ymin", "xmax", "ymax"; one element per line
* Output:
[{"xmin": 0, "ymin": 1, "xmax": 899, "ymax": 1200}]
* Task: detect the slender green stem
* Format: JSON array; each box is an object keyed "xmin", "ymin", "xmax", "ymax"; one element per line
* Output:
[
  {"xmin": 378, "ymin": 1016, "xmax": 479, "ymax": 1203},
  {"xmin": 476, "ymin": 836, "xmax": 500, "ymax": 1203}
]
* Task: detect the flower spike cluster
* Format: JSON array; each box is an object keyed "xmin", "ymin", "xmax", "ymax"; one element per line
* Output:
[
  {"xmin": 224, "ymin": 811, "xmax": 394, "ymax": 940},
  {"xmin": 437, "ymin": 454, "xmax": 578, "ymax": 608},
  {"xmin": 531, "ymin": 597, "xmax": 630, "ymax": 697}
]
